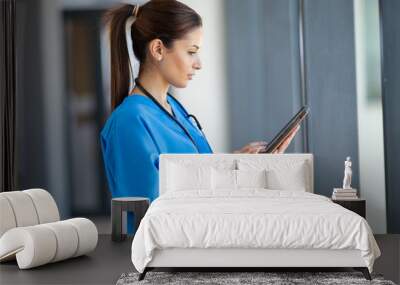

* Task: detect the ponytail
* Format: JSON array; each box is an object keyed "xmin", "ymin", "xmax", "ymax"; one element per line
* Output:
[
  {"xmin": 104, "ymin": 0, "xmax": 202, "ymax": 111},
  {"xmin": 103, "ymin": 4, "xmax": 136, "ymax": 110}
]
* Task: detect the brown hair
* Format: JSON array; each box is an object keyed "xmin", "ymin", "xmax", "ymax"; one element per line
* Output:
[{"xmin": 103, "ymin": 0, "xmax": 202, "ymax": 110}]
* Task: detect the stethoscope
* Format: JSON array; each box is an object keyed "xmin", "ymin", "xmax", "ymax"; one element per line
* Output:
[{"xmin": 134, "ymin": 78, "xmax": 210, "ymax": 152}]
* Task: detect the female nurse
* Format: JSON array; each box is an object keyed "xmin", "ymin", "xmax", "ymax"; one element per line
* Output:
[{"xmin": 101, "ymin": 0, "xmax": 299, "ymax": 219}]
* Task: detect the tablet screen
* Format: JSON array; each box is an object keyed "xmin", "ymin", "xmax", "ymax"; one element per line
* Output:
[{"xmin": 261, "ymin": 106, "xmax": 309, "ymax": 153}]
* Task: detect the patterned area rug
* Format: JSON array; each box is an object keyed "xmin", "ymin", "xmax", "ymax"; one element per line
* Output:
[{"xmin": 116, "ymin": 271, "xmax": 396, "ymax": 285}]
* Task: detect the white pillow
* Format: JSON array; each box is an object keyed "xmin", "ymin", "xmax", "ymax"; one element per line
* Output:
[
  {"xmin": 166, "ymin": 162, "xmax": 211, "ymax": 191},
  {"xmin": 237, "ymin": 169, "xmax": 267, "ymax": 188},
  {"xmin": 237, "ymin": 159, "xmax": 310, "ymax": 192},
  {"xmin": 211, "ymin": 168, "xmax": 268, "ymax": 190},
  {"xmin": 211, "ymin": 168, "xmax": 236, "ymax": 190},
  {"xmin": 265, "ymin": 165, "xmax": 307, "ymax": 191}
]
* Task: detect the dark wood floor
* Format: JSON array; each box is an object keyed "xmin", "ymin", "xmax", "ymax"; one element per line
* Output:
[
  {"xmin": 0, "ymin": 217, "xmax": 399, "ymax": 285},
  {"xmin": 374, "ymin": 234, "xmax": 400, "ymax": 284}
]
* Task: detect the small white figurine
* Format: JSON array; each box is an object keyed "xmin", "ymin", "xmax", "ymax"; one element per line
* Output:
[{"xmin": 342, "ymin": 156, "xmax": 352, "ymax": 189}]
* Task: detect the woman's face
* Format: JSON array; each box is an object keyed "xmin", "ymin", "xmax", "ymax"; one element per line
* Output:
[{"xmin": 159, "ymin": 27, "xmax": 203, "ymax": 88}]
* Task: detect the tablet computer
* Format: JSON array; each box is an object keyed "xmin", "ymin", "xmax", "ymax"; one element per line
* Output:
[{"xmin": 260, "ymin": 106, "xmax": 309, "ymax": 153}]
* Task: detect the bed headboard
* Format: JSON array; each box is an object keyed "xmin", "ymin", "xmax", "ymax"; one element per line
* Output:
[{"xmin": 159, "ymin": 153, "xmax": 314, "ymax": 195}]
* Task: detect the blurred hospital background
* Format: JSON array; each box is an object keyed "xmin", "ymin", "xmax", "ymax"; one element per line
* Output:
[{"xmin": 7, "ymin": 0, "xmax": 400, "ymax": 234}]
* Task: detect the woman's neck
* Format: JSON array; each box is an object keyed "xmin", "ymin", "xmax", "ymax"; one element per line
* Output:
[{"xmin": 134, "ymin": 68, "xmax": 170, "ymax": 107}]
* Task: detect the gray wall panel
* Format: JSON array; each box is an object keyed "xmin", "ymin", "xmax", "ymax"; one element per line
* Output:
[
  {"xmin": 226, "ymin": 0, "xmax": 302, "ymax": 152},
  {"xmin": 15, "ymin": 0, "xmax": 48, "ymax": 191},
  {"xmin": 303, "ymin": 0, "xmax": 359, "ymax": 196},
  {"xmin": 381, "ymin": 0, "xmax": 400, "ymax": 233},
  {"xmin": 226, "ymin": 0, "xmax": 360, "ymax": 198}
]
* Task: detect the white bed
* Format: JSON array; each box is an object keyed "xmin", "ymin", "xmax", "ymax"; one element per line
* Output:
[{"xmin": 131, "ymin": 154, "xmax": 380, "ymax": 280}]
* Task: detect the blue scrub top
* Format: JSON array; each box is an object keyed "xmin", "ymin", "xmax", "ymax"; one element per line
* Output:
[{"xmin": 100, "ymin": 93, "xmax": 213, "ymax": 202}]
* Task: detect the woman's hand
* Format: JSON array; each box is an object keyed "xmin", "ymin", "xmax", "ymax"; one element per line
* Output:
[
  {"xmin": 233, "ymin": 141, "xmax": 268, "ymax": 154},
  {"xmin": 271, "ymin": 125, "xmax": 300, "ymax": 154},
  {"xmin": 233, "ymin": 125, "xmax": 300, "ymax": 154}
]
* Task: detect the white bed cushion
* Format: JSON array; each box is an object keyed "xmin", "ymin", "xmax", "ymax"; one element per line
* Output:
[
  {"xmin": 211, "ymin": 169, "xmax": 268, "ymax": 190},
  {"xmin": 166, "ymin": 162, "xmax": 211, "ymax": 191},
  {"xmin": 211, "ymin": 168, "xmax": 236, "ymax": 190},
  {"xmin": 165, "ymin": 159, "xmax": 236, "ymax": 192},
  {"xmin": 238, "ymin": 158, "xmax": 310, "ymax": 191},
  {"xmin": 159, "ymin": 154, "xmax": 236, "ymax": 195},
  {"xmin": 237, "ymin": 169, "xmax": 267, "ymax": 188}
]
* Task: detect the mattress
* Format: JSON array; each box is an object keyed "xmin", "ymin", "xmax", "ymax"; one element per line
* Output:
[{"xmin": 131, "ymin": 189, "xmax": 380, "ymax": 273}]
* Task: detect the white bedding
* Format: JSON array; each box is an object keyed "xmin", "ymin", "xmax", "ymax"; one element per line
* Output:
[{"xmin": 131, "ymin": 190, "xmax": 380, "ymax": 273}]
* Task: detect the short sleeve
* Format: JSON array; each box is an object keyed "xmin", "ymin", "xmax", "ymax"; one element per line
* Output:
[{"xmin": 101, "ymin": 114, "xmax": 160, "ymax": 201}]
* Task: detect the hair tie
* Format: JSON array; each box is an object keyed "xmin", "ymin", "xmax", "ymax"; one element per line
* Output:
[
  {"xmin": 125, "ymin": 5, "xmax": 141, "ymax": 92},
  {"xmin": 132, "ymin": 5, "xmax": 139, "ymax": 17}
]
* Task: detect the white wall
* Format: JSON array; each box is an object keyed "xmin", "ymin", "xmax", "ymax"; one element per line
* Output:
[
  {"xmin": 354, "ymin": 0, "xmax": 387, "ymax": 233},
  {"xmin": 172, "ymin": 0, "xmax": 229, "ymax": 153}
]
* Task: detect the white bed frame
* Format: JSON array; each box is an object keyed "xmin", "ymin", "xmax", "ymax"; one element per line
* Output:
[{"xmin": 140, "ymin": 154, "xmax": 370, "ymax": 280}]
